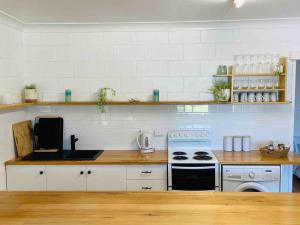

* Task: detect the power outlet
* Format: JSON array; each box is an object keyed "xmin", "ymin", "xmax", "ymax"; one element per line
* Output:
[{"xmin": 154, "ymin": 129, "xmax": 164, "ymax": 136}]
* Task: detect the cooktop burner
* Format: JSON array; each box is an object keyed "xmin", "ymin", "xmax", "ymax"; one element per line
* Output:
[
  {"xmin": 173, "ymin": 151, "xmax": 187, "ymax": 155},
  {"xmin": 194, "ymin": 151, "xmax": 209, "ymax": 156},
  {"xmin": 173, "ymin": 156, "xmax": 188, "ymax": 160},
  {"xmin": 193, "ymin": 155, "xmax": 212, "ymax": 160}
]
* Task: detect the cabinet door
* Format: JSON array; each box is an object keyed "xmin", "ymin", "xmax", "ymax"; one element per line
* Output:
[
  {"xmin": 6, "ymin": 165, "xmax": 46, "ymax": 191},
  {"xmin": 86, "ymin": 165, "xmax": 126, "ymax": 191},
  {"xmin": 46, "ymin": 165, "xmax": 86, "ymax": 191}
]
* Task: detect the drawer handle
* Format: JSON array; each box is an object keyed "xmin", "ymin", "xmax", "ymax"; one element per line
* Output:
[
  {"xmin": 39, "ymin": 171, "xmax": 44, "ymax": 175},
  {"xmin": 142, "ymin": 187, "xmax": 152, "ymax": 190},
  {"xmin": 141, "ymin": 171, "xmax": 152, "ymax": 174},
  {"xmin": 80, "ymin": 171, "xmax": 84, "ymax": 175},
  {"xmin": 87, "ymin": 171, "xmax": 92, "ymax": 175}
]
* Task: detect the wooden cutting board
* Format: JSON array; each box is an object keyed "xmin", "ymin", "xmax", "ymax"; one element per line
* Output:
[{"xmin": 12, "ymin": 120, "xmax": 34, "ymax": 158}]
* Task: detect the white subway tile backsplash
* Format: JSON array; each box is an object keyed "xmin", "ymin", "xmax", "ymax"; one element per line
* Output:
[
  {"xmin": 103, "ymin": 32, "xmax": 136, "ymax": 44},
  {"xmin": 137, "ymin": 61, "xmax": 169, "ymax": 76},
  {"xmin": 169, "ymin": 31, "xmax": 201, "ymax": 43},
  {"xmin": 120, "ymin": 77, "xmax": 152, "ymax": 93},
  {"xmin": 9, "ymin": 21, "xmax": 296, "ymax": 155},
  {"xmin": 119, "ymin": 46, "xmax": 151, "ymax": 60},
  {"xmin": 183, "ymin": 77, "xmax": 213, "ymax": 93},
  {"xmin": 39, "ymin": 33, "xmax": 71, "ymax": 46},
  {"xmin": 152, "ymin": 78, "xmax": 183, "ymax": 92},
  {"xmin": 169, "ymin": 61, "xmax": 201, "ymax": 76},
  {"xmin": 151, "ymin": 45, "xmax": 183, "ymax": 60},
  {"xmin": 136, "ymin": 32, "xmax": 168, "ymax": 43},
  {"xmin": 202, "ymin": 30, "xmax": 235, "ymax": 43},
  {"xmin": 94, "ymin": 46, "xmax": 119, "ymax": 60},
  {"xmin": 184, "ymin": 44, "xmax": 215, "ymax": 59},
  {"xmin": 103, "ymin": 62, "xmax": 136, "ymax": 76},
  {"xmin": 25, "ymin": 46, "xmax": 56, "ymax": 61}
]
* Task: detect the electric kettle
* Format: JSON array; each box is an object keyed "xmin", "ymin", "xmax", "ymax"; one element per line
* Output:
[{"xmin": 136, "ymin": 131, "xmax": 155, "ymax": 153}]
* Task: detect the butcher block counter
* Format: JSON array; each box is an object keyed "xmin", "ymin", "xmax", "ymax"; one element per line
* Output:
[
  {"xmin": 214, "ymin": 150, "xmax": 300, "ymax": 165},
  {"xmin": 6, "ymin": 150, "xmax": 300, "ymax": 165},
  {"xmin": 5, "ymin": 150, "xmax": 168, "ymax": 165},
  {"xmin": 1, "ymin": 191, "xmax": 300, "ymax": 225}
]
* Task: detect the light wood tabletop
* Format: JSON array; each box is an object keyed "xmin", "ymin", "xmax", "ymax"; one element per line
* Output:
[{"xmin": 0, "ymin": 192, "xmax": 300, "ymax": 225}]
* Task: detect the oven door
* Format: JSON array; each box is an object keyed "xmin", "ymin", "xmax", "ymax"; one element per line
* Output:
[{"xmin": 170, "ymin": 164, "xmax": 216, "ymax": 191}]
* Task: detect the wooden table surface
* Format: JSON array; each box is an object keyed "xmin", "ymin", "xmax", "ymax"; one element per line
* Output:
[
  {"xmin": 0, "ymin": 192, "xmax": 300, "ymax": 225},
  {"xmin": 6, "ymin": 150, "xmax": 300, "ymax": 165}
]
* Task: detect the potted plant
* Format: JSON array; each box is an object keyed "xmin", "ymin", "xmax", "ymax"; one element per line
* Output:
[
  {"xmin": 97, "ymin": 88, "xmax": 116, "ymax": 113},
  {"xmin": 24, "ymin": 84, "xmax": 38, "ymax": 103},
  {"xmin": 210, "ymin": 81, "xmax": 231, "ymax": 102}
]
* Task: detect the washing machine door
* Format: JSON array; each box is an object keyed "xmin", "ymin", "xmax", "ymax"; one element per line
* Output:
[{"xmin": 234, "ymin": 182, "xmax": 269, "ymax": 192}]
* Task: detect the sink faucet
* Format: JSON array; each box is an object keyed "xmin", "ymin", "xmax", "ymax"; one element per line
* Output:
[{"xmin": 70, "ymin": 135, "xmax": 78, "ymax": 151}]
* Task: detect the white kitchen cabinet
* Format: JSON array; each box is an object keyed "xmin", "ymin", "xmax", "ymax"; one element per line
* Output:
[
  {"xmin": 126, "ymin": 165, "xmax": 167, "ymax": 180},
  {"xmin": 126, "ymin": 180, "xmax": 167, "ymax": 191},
  {"xmin": 6, "ymin": 165, "xmax": 46, "ymax": 191},
  {"xmin": 46, "ymin": 165, "xmax": 86, "ymax": 191},
  {"xmin": 86, "ymin": 165, "xmax": 126, "ymax": 191}
]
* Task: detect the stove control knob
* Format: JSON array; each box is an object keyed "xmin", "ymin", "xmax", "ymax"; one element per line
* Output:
[{"xmin": 249, "ymin": 171, "xmax": 255, "ymax": 179}]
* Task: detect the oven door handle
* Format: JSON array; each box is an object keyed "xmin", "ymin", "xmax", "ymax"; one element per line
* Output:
[{"xmin": 172, "ymin": 166, "xmax": 215, "ymax": 170}]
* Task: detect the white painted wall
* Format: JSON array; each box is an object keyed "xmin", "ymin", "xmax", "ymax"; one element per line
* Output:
[
  {"xmin": 22, "ymin": 21, "xmax": 298, "ymax": 150},
  {"xmin": 0, "ymin": 14, "xmax": 26, "ymax": 190}
]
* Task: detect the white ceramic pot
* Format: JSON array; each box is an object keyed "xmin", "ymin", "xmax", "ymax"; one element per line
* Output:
[
  {"xmin": 105, "ymin": 90, "xmax": 115, "ymax": 101},
  {"xmin": 24, "ymin": 89, "xmax": 38, "ymax": 102},
  {"xmin": 219, "ymin": 89, "xmax": 231, "ymax": 102}
]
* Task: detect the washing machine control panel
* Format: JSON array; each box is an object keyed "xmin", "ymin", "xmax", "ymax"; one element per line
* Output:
[{"xmin": 224, "ymin": 166, "xmax": 280, "ymax": 182}]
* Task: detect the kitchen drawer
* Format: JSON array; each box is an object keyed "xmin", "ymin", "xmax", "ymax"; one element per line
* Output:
[
  {"xmin": 126, "ymin": 180, "xmax": 167, "ymax": 191},
  {"xmin": 126, "ymin": 165, "xmax": 167, "ymax": 180}
]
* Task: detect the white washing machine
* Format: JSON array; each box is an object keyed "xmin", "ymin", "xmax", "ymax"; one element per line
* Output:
[{"xmin": 222, "ymin": 165, "xmax": 281, "ymax": 192}]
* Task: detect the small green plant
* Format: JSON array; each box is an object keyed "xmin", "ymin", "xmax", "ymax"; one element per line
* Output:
[
  {"xmin": 25, "ymin": 84, "xmax": 37, "ymax": 89},
  {"xmin": 210, "ymin": 81, "xmax": 231, "ymax": 102},
  {"xmin": 97, "ymin": 88, "xmax": 116, "ymax": 113}
]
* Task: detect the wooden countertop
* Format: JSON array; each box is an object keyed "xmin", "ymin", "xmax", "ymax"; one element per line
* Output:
[
  {"xmin": 5, "ymin": 150, "xmax": 300, "ymax": 165},
  {"xmin": 214, "ymin": 150, "xmax": 300, "ymax": 165},
  {"xmin": 1, "ymin": 191, "xmax": 300, "ymax": 225},
  {"xmin": 5, "ymin": 150, "xmax": 168, "ymax": 165}
]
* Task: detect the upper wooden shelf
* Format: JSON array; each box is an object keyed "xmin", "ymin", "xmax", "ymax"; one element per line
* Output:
[
  {"xmin": 34, "ymin": 101, "xmax": 227, "ymax": 106},
  {"xmin": 0, "ymin": 100, "xmax": 292, "ymax": 112},
  {"xmin": 0, "ymin": 103, "xmax": 33, "ymax": 111}
]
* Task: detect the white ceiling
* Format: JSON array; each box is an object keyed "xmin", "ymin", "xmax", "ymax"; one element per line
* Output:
[{"xmin": 0, "ymin": 0, "xmax": 299, "ymax": 24}]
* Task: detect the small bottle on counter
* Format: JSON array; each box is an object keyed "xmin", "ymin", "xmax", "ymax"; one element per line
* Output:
[
  {"xmin": 153, "ymin": 89, "xmax": 160, "ymax": 102},
  {"xmin": 65, "ymin": 89, "xmax": 72, "ymax": 102}
]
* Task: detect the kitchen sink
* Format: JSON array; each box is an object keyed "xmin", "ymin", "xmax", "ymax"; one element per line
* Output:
[
  {"xmin": 64, "ymin": 150, "xmax": 103, "ymax": 160},
  {"xmin": 21, "ymin": 150, "xmax": 104, "ymax": 161}
]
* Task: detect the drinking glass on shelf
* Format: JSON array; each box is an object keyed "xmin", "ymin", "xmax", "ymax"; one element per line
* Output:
[
  {"xmin": 264, "ymin": 54, "xmax": 272, "ymax": 73},
  {"xmin": 233, "ymin": 79, "xmax": 240, "ymax": 89},
  {"xmin": 273, "ymin": 79, "xmax": 279, "ymax": 89},
  {"xmin": 258, "ymin": 54, "xmax": 265, "ymax": 73},
  {"xmin": 242, "ymin": 78, "xmax": 249, "ymax": 89},
  {"xmin": 249, "ymin": 79, "xmax": 257, "ymax": 89},
  {"xmin": 258, "ymin": 79, "xmax": 265, "ymax": 89},
  {"xmin": 266, "ymin": 79, "xmax": 273, "ymax": 89}
]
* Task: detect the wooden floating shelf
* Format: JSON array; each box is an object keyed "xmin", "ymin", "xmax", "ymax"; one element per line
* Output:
[
  {"xmin": 233, "ymin": 101, "xmax": 291, "ymax": 105},
  {"xmin": 0, "ymin": 103, "xmax": 33, "ymax": 111},
  {"xmin": 232, "ymin": 89, "xmax": 285, "ymax": 92},
  {"xmin": 213, "ymin": 74, "xmax": 233, "ymax": 77},
  {"xmin": 233, "ymin": 73, "xmax": 286, "ymax": 77},
  {"xmin": 34, "ymin": 101, "xmax": 228, "ymax": 106},
  {"xmin": 0, "ymin": 101, "xmax": 292, "ymax": 112}
]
